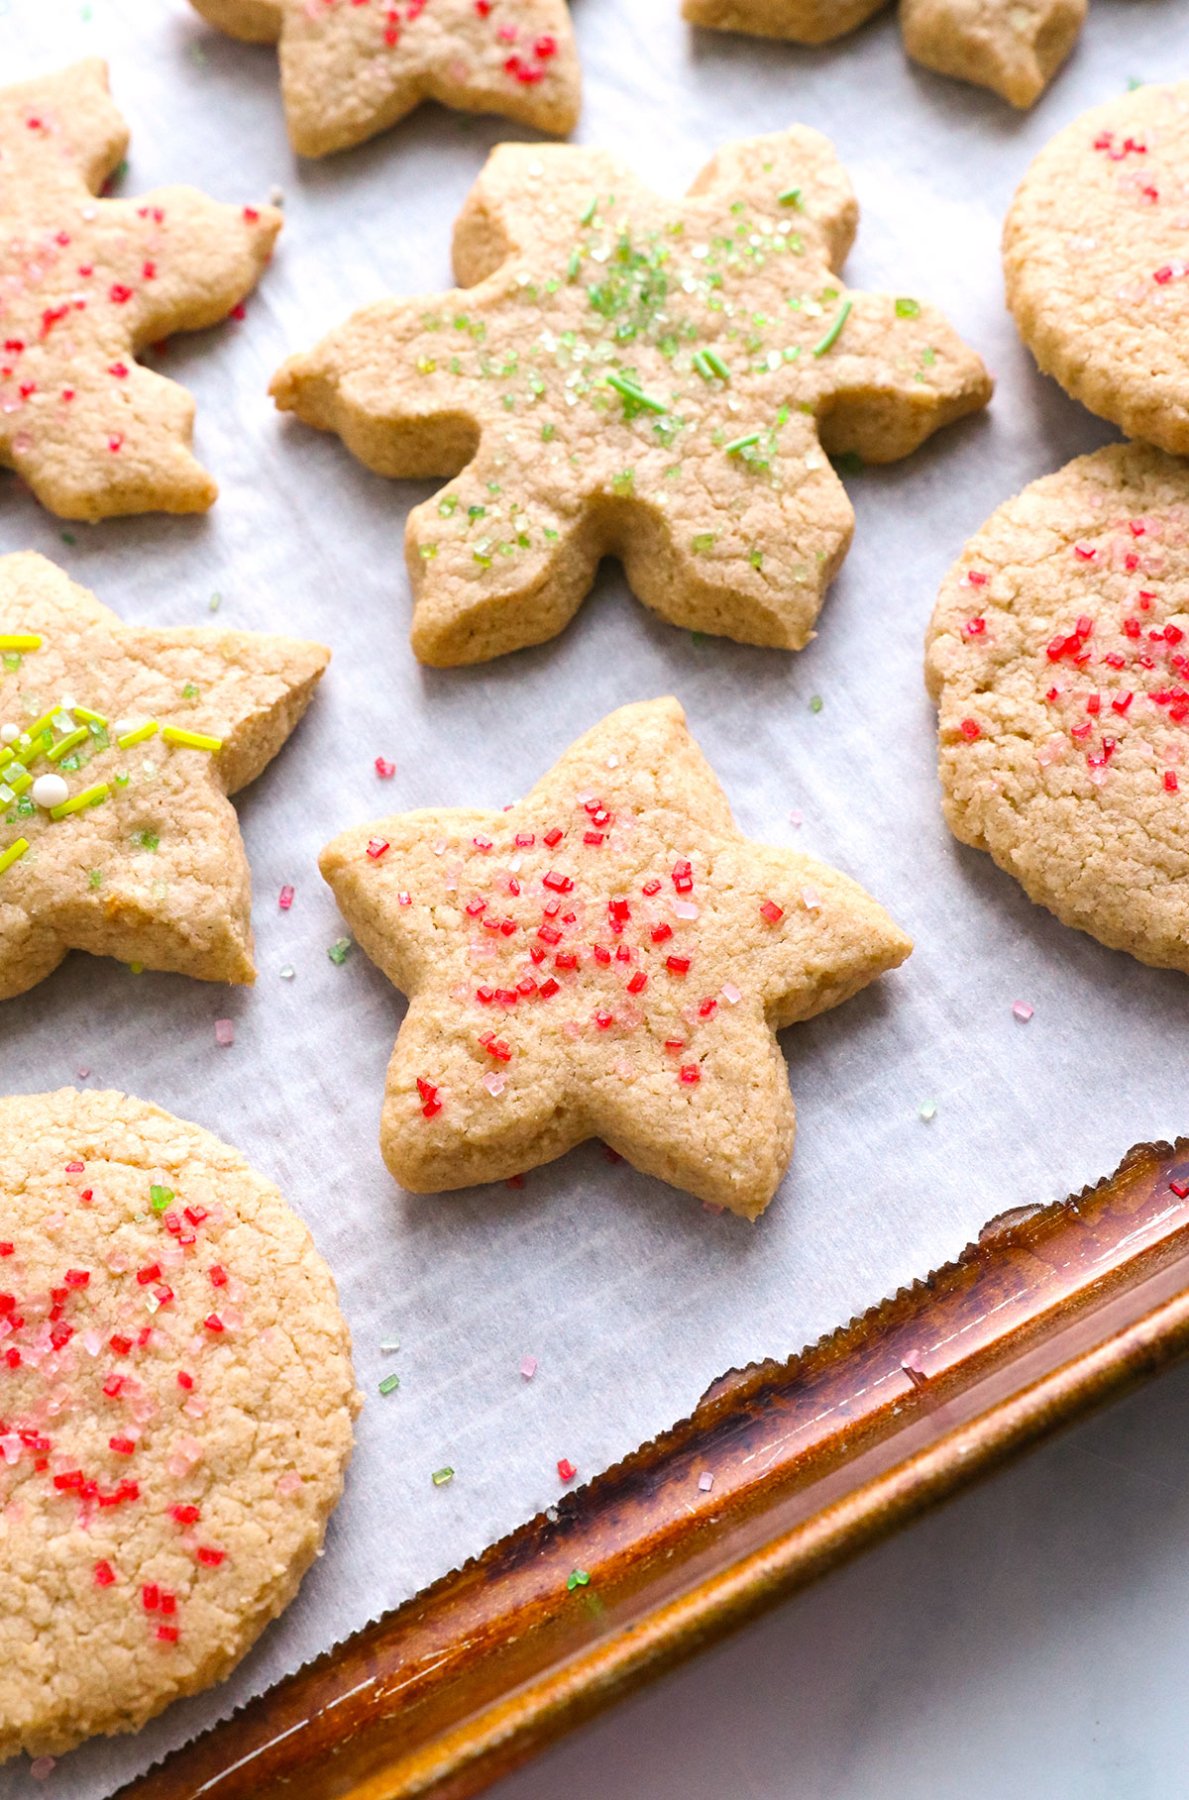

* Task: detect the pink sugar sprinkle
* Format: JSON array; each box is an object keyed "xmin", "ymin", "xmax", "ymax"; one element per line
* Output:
[
  {"xmin": 698, "ymin": 1471, "xmax": 714, "ymax": 1493},
  {"xmin": 720, "ymin": 982, "xmax": 741, "ymax": 1005},
  {"xmin": 214, "ymin": 1019, "xmax": 235, "ymax": 1048},
  {"xmin": 76, "ymin": 1066, "xmax": 90, "ymax": 1079},
  {"xmin": 483, "ymin": 1071, "xmax": 506, "ymax": 1097},
  {"xmin": 30, "ymin": 1757, "xmax": 56, "ymax": 1782},
  {"xmin": 375, "ymin": 756, "xmax": 396, "ymax": 779},
  {"xmin": 801, "ymin": 887, "xmax": 822, "ymax": 912},
  {"xmin": 520, "ymin": 1354, "xmax": 538, "ymax": 1380},
  {"xmin": 788, "ymin": 810, "xmax": 803, "ymax": 828},
  {"xmin": 1012, "ymin": 1000, "xmax": 1034, "ymax": 1023},
  {"xmin": 276, "ymin": 1470, "xmax": 303, "ymax": 1497},
  {"xmin": 278, "ymin": 884, "xmax": 295, "ymax": 911}
]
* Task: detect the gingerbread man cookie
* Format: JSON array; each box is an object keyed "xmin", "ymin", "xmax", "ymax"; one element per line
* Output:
[
  {"xmin": 188, "ymin": 0, "xmax": 581, "ymax": 157},
  {"xmin": 0, "ymin": 1086, "xmax": 358, "ymax": 1762},
  {"xmin": 683, "ymin": 0, "xmax": 1087, "ymax": 109},
  {"xmin": 926, "ymin": 443, "xmax": 1189, "ymax": 974},
  {"xmin": 0, "ymin": 553, "xmax": 329, "ymax": 1000},
  {"xmin": 320, "ymin": 698, "xmax": 912, "ymax": 1216},
  {"xmin": 1005, "ymin": 81, "xmax": 1189, "ymax": 455},
  {"xmin": 273, "ymin": 128, "xmax": 991, "ymax": 665},
  {"xmin": 0, "ymin": 60, "xmax": 281, "ymax": 520}
]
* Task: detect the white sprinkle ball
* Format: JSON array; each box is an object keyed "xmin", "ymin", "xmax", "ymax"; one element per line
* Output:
[{"xmin": 31, "ymin": 772, "xmax": 69, "ymax": 810}]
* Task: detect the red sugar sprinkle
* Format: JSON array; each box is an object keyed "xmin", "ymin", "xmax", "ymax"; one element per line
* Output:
[
  {"xmin": 109, "ymin": 1436, "xmax": 136, "ymax": 1455},
  {"xmin": 228, "ymin": 301, "xmax": 246, "ymax": 321},
  {"xmin": 0, "ymin": 1245, "xmax": 12, "ymax": 1257},
  {"xmin": 63, "ymin": 1268, "xmax": 90, "ymax": 1287},
  {"xmin": 539, "ymin": 977, "xmax": 560, "ymax": 999},
  {"xmin": 278, "ymin": 884, "xmax": 295, "ymax": 910},
  {"xmin": 108, "ymin": 283, "xmax": 133, "ymax": 304},
  {"xmin": 177, "ymin": 1371, "xmax": 194, "ymax": 1390},
  {"xmin": 958, "ymin": 718, "xmax": 982, "ymax": 741},
  {"xmin": 759, "ymin": 899, "xmax": 784, "ymax": 925},
  {"xmin": 1165, "ymin": 772, "xmax": 1179, "ymax": 793},
  {"xmin": 172, "ymin": 1504, "xmax": 201, "ymax": 1525},
  {"xmin": 627, "ymin": 970, "xmax": 647, "ymax": 994},
  {"xmin": 367, "ymin": 838, "xmax": 390, "ymax": 860},
  {"xmin": 65, "ymin": 1160, "xmax": 85, "ymax": 1174},
  {"xmin": 672, "ymin": 860, "xmax": 694, "ymax": 893},
  {"xmin": 1171, "ymin": 1179, "xmax": 1189, "ymax": 1198},
  {"xmin": 374, "ymin": 756, "xmax": 396, "ymax": 779},
  {"xmin": 109, "ymin": 1334, "xmax": 133, "ymax": 1355},
  {"xmin": 136, "ymin": 1263, "xmax": 161, "ymax": 1286},
  {"xmin": 557, "ymin": 1459, "xmax": 577, "ymax": 1482},
  {"xmin": 651, "ymin": 922, "xmax": 673, "ymax": 945},
  {"xmin": 665, "ymin": 955, "xmax": 691, "ymax": 976},
  {"xmin": 156, "ymin": 1624, "xmax": 180, "ymax": 1644},
  {"xmin": 209, "ymin": 1265, "xmax": 228, "ymax": 1288},
  {"xmin": 679, "ymin": 1065, "xmax": 701, "ymax": 1085},
  {"xmin": 196, "ymin": 1545, "xmax": 226, "ymax": 1567},
  {"xmin": 204, "ymin": 1313, "xmax": 225, "ymax": 1333},
  {"xmin": 94, "ymin": 1560, "xmax": 116, "ymax": 1588}
]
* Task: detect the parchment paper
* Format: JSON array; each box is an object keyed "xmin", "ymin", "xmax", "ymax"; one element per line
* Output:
[{"xmin": 1, "ymin": 0, "xmax": 1187, "ymax": 1792}]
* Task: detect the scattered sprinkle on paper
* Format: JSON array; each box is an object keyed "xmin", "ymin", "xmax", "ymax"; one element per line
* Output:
[
  {"xmin": 328, "ymin": 937, "xmax": 352, "ymax": 966},
  {"xmin": 520, "ymin": 1354, "xmax": 538, "ymax": 1380},
  {"xmin": 919, "ymin": 1100, "xmax": 937, "ymax": 1122},
  {"xmin": 698, "ymin": 1471, "xmax": 714, "ymax": 1493},
  {"xmin": 378, "ymin": 1373, "xmax": 400, "ymax": 1396},
  {"xmin": 208, "ymin": 591, "xmax": 222, "ymax": 613},
  {"xmin": 566, "ymin": 1568, "xmax": 590, "ymax": 1591},
  {"xmin": 279, "ymin": 964, "xmax": 295, "ymax": 981},
  {"xmin": 214, "ymin": 1018, "xmax": 234, "ymax": 1048},
  {"xmin": 431, "ymin": 1466, "xmax": 454, "ymax": 1488},
  {"xmin": 1012, "ymin": 1000, "xmax": 1034, "ymax": 1023},
  {"xmin": 809, "ymin": 695, "xmax": 823, "ymax": 714}
]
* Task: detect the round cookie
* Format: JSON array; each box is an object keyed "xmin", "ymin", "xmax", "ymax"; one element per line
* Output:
[
  {"xmin": 925, "ymin": 443, "xmax": 1189, "ymax": 974},
  {"xmin": 1004, "ymin": 82, "xmax": 1189, "ymax": 453},
  {"xmin": 0, "ymin": 1088, "xmax": 359, "ymax": 1762}
]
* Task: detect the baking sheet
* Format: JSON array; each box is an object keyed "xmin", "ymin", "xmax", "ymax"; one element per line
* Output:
[{"xmin": 2, "ymin": 0, "xmax": 1187, "ymax": 1792}]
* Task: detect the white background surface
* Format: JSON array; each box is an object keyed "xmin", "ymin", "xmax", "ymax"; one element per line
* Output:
[{"xmin": 2, "ymin": 0, "xmax": 1188, "ymax": 1795}]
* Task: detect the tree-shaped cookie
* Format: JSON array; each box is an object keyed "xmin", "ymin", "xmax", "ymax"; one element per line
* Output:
[
  {"xmin": 273, "ymin": 128, "xmax": 991, "ymax": 665},
  {"xmin": 321, "ymin": 698, "xmax": 912, "ymax": 1215},
  {"xmin": 683, "ymin": 0, "xmax": 1087, "ymax": 110},
  {"xmin": 189, "ymin": 0, "xmax": 581, "ymax": 157},
  {"xmin": 0, "ymin": 553, "xmax": 329, "ymax": 999},
  {"xmin": 0, "ymin": 60, "xmax": 281, "ymax": 520}
]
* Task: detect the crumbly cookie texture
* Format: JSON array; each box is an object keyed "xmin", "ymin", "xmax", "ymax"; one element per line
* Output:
[
  {"xmin": 188, "ymin": 0, "xmax": 580, "ymax": 157},
  {"xmin": 0, "ymin": 60, "xmax": 281, "ymax": 520},
  {"xmin": 682, "ymin": 0, "xmax": 1086, "ymax": 107},
  {"xmin": 320, "ymin": 697, "xmax": 912, "ymax": 1217},
  {"xmin": 0, "ymin": 552, "xmax": 329, "ymax": 1000},
  {"xmin": 1004, "ymin": 83, "xmax": 1189, "ymax": 452},
  {"xmin": 926, "ymin": 443, "xmax": 1189, "ymax": 974},
  {"xmin": 273, "ymin": 128, "xmax": 990, "ymax": 666},
  {"xmin": 0, "ymin": 1087, "xmax": 359, "ymax": 1764}
]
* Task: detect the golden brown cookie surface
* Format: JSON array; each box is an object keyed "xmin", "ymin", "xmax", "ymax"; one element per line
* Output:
[
  {"xmin": 926, "ymin": 444, "xmax": 1189, "ymax": 973},
  {"xmin": 188, "ymin": 0, "xmax": 581, "ymax": 156},
  {"xmin": 0, "ymin": 553, "xmax": 329, "ymax": 1000},
  {"xmin": 0, "ymin": 60, "xmax": 281, "ymax": 520},
  {"xmin": 273, "ymin": 128, "xmax": 990, "ymax": 665},
  {"xmin": 1005, "ymin": 82, "xmax": 1189, "ymax": 452},
  {"xmin": 0, "ymin": 1086, "xmax": 358, "ymax": 1763},
  {"xmin": 320, "ymin": 697, "xmax": 912, "ymax": 1217}
]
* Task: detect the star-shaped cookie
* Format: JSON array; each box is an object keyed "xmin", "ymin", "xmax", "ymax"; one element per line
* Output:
[
  {"xmin": 0, "ymin": 60, "xmax": 281, "ymax": 520},
  {"xmin": 0, "ymin": 553, "xmax": 329, "ymax": 1000},
  {"xmin": 189, "ymin": 0, "xmax": 581, "ymax": 157},
  {"xmin": 320, "ymin": 698, "xmax": 912, "ymax": 1216},
  {"xmin": 683, "ymin": 0, "xmax": 1086, "ymax": 110},
  {"xmin": 273, "ymin": 128, "xmax": 991, "ymax": 666}
]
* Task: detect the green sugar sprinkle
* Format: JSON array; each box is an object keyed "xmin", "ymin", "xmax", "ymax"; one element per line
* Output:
[
  {"xmin": 378, "ymin": 1373, "xmax": 401, "ymax": 1397},
  {"xmin": 208, "ymin": 592, "xmax": 222, "ymax": 613},
  {"xmin": 605, "ymin": 372, "xmax": 668, "ymax": 417},
  {"xmin": 691, "ymin": 532, "xmax": 716, "ymax": 554},
  {"xmin": 579, "ymin": 195, "xmax": 598, "ymax": 226},
  {"xmin": 328, "ymin": 937, "xmax": 352, "ymax": 966},
  {"xmin": 432, "ymin": 1466, "xmax": 455, "ymax": 1488},
  {"xmin": 812, "ymin": 298, "xmax": 853, "ymax": 358},
  {"xmin": 724, "ymin": 431, "xmax": 761, "ymax": 457},
  {"xmin": 692, "ymin": 348, "xmax": 730, "ymax": 383},
  {"xmin": 149, "ymin": 1184, "xmax": 174, "ymax": 1212},
  {"xmin": 809, "ymin": 695, "xmax": 824, "ymax": 714},
  {"xmin": 566, "ymin": 1569, "xmax": 591, "ymax": 1592},
  {"xmin": 778, "ymin": 186, "xmax": 802, "ymax": 208},
  {"xmin": 894, "ymin": 297, "xmax": 921, "ymax": 319}
]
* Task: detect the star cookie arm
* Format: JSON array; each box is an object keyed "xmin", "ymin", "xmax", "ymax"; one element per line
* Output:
[
  {"xmin": 685, "ymin": 126, "xmax": 860, "ymax": 271},
  {"xmin": 0, "ymin": 60, "xmax": 127, "ymax": 208},
  {"xmin": 275, "ymin": 0, "xmax": 579, "ymax": 157},
  {"xmin": 900, "ymin": 0, "xmax": 1086, "ymax": 108},
  {"xmin": 680, "ymin": 0, "xmax": 888, "ymax": 45},
  {"xmin": 189, "ymin": 0, "xmax": 283, "ymax": 45},
  {"xmin": 452, "ymin": 144, "xmax": 633, "ymax": 287},
  {"xmin": 118, "ymin": 627, "xmax": 330, "ymax": 796}
]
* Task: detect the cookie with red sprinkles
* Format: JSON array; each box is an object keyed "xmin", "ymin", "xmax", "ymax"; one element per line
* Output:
[
  {"xmin": 272, "ymin": 126, "xmax": 990, "ymax": 664},
  {"xmin": 0, "ymin": 552, "xmax": 330, "ymax": 1000},
  {"xmin": 0, "ymin": 1087, "xmax": 358, "ymax": 1763},
  {"xmin": 188, "ymin": 0, "xmax": 581, "ymax": 157},
  {"xmin": 926, "ymin": 443, "xmax": 1189, "ymax": 973},
  {"xmin": 319, "ymin": 697, "xmax": 912, "ymax": 1216},
  {"xmin": 682, "ymin": 0, "xmax": 1085, "ymax": 109},
  {"xmin": 0, "ymin": 59, "xmax": 281, "ymax": 520},
  {"xmin": 1005, "ymin": 81, "xmax": 1189, "ymax": 453}
]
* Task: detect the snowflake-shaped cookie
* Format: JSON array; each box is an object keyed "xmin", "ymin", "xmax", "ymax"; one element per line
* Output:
[
  {"xmin": 321, "ymin": 697, "xmax": 912, "ymax": 1215},
  {"xmin": 273, "ymin": 127, "xmax": 991, "ymax": 664},
  {"xmin": 0, "ymin": 60, "xmax": 281, "ymax": 520},
  {"xmin": 189, "ymin": 0, "xmax": 581, "ymax": 156}
]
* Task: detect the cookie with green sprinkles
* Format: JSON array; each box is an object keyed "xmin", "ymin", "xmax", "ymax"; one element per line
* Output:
[
  {"xmin": 0, "ymin": 59, "xmax": 282, "ymax": 521},
  {"xmin": 0, "ymin": 1085, "xmax": 358, "ymax": 1763},
  {"xmin": 188, "ymin": 0, "xmax": 581, "ymax": 157},
  {"xmin": 683, "ymin": 0, "xmax": 1086, "ymax": 109},
  {"xmin": 319, "ymin": 696, "xmax": 912, "ymax": 1216},
  {"xmin": 1004, "ymin": 81, "xmax": 1189, "ymax": 453},
  {"xmin": 0, "ymin": 552, "xmax": 329, "ymax": 1000},
  {"xmin": 272, "ymin": 127, "xmax": 991, "ymax": 665}
]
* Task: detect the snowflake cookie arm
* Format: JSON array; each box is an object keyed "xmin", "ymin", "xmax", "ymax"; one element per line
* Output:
[
  {"xmin": 680, "ymin": 0, "xmax": 889, "ymax": 46},
  {"xmin": 900, "ymin": 0, "xmax": 1086, "ymax": 108},
  {"xmin": 190, "ymin": 0, "xmax": 283, "ymax": 45},
  {"xmin": 276, "ymin": 0, "xmax": 580, "ymax": 157},
  {"xmin": 0, "ymin": 60, "xmax": 127, "ymax": 210}
]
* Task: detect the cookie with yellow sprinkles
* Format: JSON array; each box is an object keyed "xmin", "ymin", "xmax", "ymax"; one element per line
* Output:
[
  {"xmin": 0, "ymin": 1086, "xmax": 358, "ymax": 1764},
  {"xmin": 0, "ymin": 552, "xmax": 329, "ymax": 1001}
]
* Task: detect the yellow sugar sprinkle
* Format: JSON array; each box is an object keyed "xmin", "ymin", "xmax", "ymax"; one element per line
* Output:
[
  {"xmin": 116, "ymin": 721, "xmax": 159, "ymax": 750},
  {"xmin": 74, "ymin": 706, "xmax": 108, "ymax": 727},
  {"xmin": 46, "ymin": 726, "xmax": 89, "ymax": 763},
  {"xmin": 0, "ymin": 838, "xmax": 30, "ymax": 876},
  {"xmin": 50, "ymin": 781, "xmax": 110, "ymax": 821},
  {"xmin": 161, "ymin": 726, "xmax": 223, "ymax": 753},
  {"xmin": 0, "ymin": 635, "xmax": 41, "ymax": 653}
]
